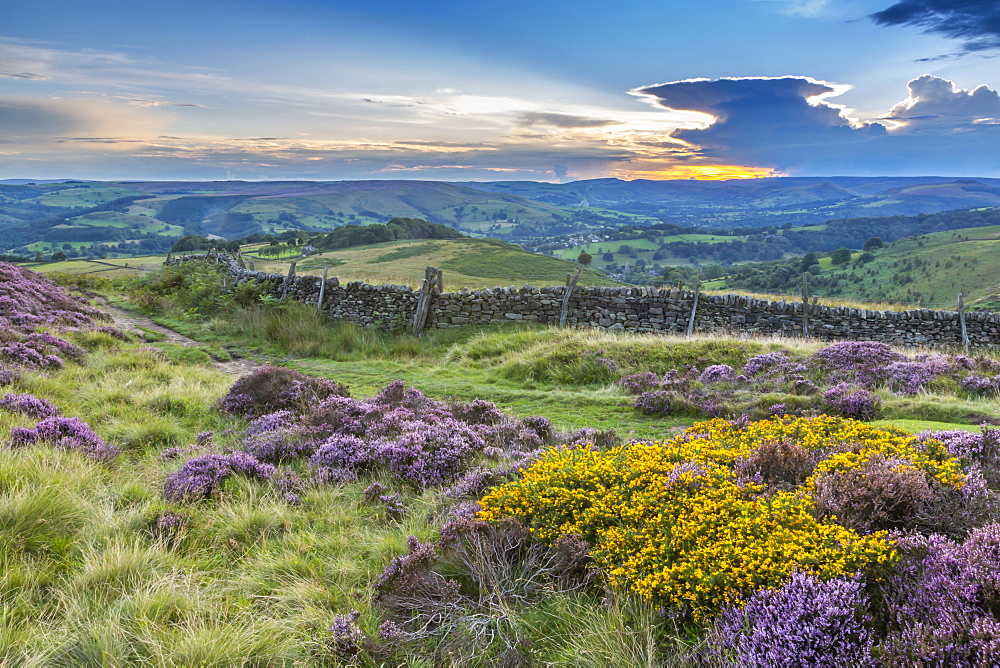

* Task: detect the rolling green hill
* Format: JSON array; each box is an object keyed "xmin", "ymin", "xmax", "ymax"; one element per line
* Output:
[{"xmin": 719, "ymin": 225, "xmax": 1000, "ymax": 309}]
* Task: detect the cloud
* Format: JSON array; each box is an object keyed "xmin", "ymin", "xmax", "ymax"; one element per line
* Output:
[
  {"xmin": 0, "ymin": 96, "xmax": 169, "ymax": 146},
  {"xmin": 870, "ymin": 0, "xmax": 1000, "ymax": 52},
  {"xmin": 633, "ymin": 76, "xmax": 886, "ymax": 171},
  {"xmin": 753, "ymin": 0, "xmax": 831, "ymax": 18},
  {"xmin": 0, "ymin": 71, "xmax": 50, "ymax": 80},
  {"xmin": 516, "ymin": 112, "xmax": 624, "ymax": 128},
  {"xmin": 632, "ymin": 75, "xmax": 1000, "ymax": 175},
  {"xmin": 885, "ymin": 74, "xmax": 1000, "ymax": 129}
]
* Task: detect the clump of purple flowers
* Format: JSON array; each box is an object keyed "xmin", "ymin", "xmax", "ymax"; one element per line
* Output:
[
  {"xmin": 0, "ymin": 392, "xmax": 61, "ymax": 419},
  {"xmin": 634, "ymin": 390, "xmax": 673, "ymax": 416},
  {"xmin": 700, "ymin": 364, "xmax": 736, "ymax": 384},
  {"xmin": 163, "ymin": 452, "xmax": 275, "ymax": 501},
  {"xmin": 8, "ymin": 416, "xmax": 119, "ymax": 461},
  {"xmin": 876, "ymin": 525, "xmax": 1000, "ymax": 664},
  {"xmin": 961, "ymin": 374, "xmax": 998, "ymax": 396},
  {"xmin": 742, "ymin": 351, "xmax": 793, "ymax": 377},
  {"xmin": 618, "ymin": 371, "xmax": 661, "ymax": 394},
  {"xmin": 328, "ymin": 611, "xmax": 365, "ymax": 658},
  {"xmin": 709, "ymin": 572, "xmax": 873, "ymax": 667},
  {"xmin": 922, "ymin": 426, "xmax": 1000, "ymax": 467},
  {"xmin": 215, "ymin": 365, "xmax": 349, "ymax": 417},
  {"xmin": 822, "ymin": 383, "xmax": 880, "ymax": 421},
  {"xmin": 811, "ymin": 341, "xmax": 904, "ymax": 382}
]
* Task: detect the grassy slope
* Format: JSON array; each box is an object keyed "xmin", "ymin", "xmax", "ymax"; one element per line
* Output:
[
  {"xmin": 4, "ymin": 269, "xmax": 998, "ymax": 663},
  {"xmin": 804, "ymin": 225, "xmax": 1000, "ymax": 308},
  {"xmin": 241, "ymin": 238, "xmax": 621, "ymax": 289}
]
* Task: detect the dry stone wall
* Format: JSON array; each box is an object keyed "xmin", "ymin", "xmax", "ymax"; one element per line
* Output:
[{"xmin": 173, "ymin": 254, "xmax": 1000, "ymax": 347}]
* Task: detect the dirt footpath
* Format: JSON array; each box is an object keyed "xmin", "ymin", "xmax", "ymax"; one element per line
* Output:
[{"xmin": 96, "ymin": 300, "xmax": 261, "ymax": 376}]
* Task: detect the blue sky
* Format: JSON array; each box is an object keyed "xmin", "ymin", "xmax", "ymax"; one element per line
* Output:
[{"xmin": 3, "ymin": 0, "xmax": 1000, "ymax": 181}]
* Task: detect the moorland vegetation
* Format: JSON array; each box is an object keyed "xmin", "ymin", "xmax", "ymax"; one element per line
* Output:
[{"xmin": 2, "ymin": 260, "xmax": 1000, "ymax": 664}]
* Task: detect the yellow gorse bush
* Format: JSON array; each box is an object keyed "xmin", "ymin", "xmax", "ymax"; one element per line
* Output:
[{"xmin": 478, "ymin": 415, "xmax": 964, "ymax": 621}]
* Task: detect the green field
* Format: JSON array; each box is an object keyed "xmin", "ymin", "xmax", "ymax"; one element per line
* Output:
[{"xmin": 810, "ymin": 225, "xmax": 1000, "ymax": 308}]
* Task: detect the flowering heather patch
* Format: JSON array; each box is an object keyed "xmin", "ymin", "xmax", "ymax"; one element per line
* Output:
[
  {"xmin": 699, "ymin": 364, "xmax": 736, "ymax": 384},
  {"xmin": 710, "ymin": 572, "xmax": 872, "ymax": 667},
  {"xmin": 328, "ymin": 611, "xmax": 365, "ymax": 659},
  {"xmin": 215, "ymin": 365, "xmax": 349, "ymax": 416},
  {"xmin": 874, "ymin": 526, "xmax": 1000, "ymax": 664},
  {"xmin": 0, "ymin": 262, "xmax": 105, "ymax": 335},
  {"xmin": 8, "ymin": 416, "xmax": 119, "ymax": 461},
  {"xmin": 811, "ymin": 341, "xmax": 904, "ymax": 382},
  {"xmin": 163, "ymin": 452, "xmax": 275, "ymax": 501},
  {"xmin": 961, "ymin": 374, "xmax": 999, "ymax": 395},
  {"xmin": 742, "ymin": 351, "xmax": 793, "ymax": 377},
  {"xmin": 822, "ymin": 382, "xmax": 880, "ymax": 420},
  {"xmin": 634, "ymin": 390, "xmax": 673, "ymax": 415},
  {"xmin": 0, "ymin": 366, "xmax": 19, "ymax": 385},
  {"xmin": 0, "ymin": 392, "xmax": 61, "ymax": 419},
  {"xmin": 883, "ymin": 361, "xmax": 937, "ymax": 395},
  {"xmin": 618, "ymin": 371, "xmax": 661, "ymax": 394},
  {"xmin": 921, "ymin": 426, "xmax": 1000, "ymax": 465},
  {"xmin": 24, "ymin": 332, "xmax": 84, "ymax": 362}
]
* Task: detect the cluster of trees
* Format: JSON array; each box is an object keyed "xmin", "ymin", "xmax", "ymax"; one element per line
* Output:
[{"xmin": 313, "ymin": 217, "xmax": 463, "ymax": 250}]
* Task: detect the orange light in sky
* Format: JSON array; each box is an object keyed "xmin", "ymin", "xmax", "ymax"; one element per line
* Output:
[{"xmin": 612, "ymin": 162, "xmax": 776, "ymax": 180}]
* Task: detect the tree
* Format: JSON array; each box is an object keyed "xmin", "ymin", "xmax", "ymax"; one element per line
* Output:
[
  {"xmin": 51, "ymin": 251, "xmax": 68, "ymax": 262},
  {"xmin": 830, "ymin": 247, "xmax": 852, "ymax": 265},
  {"xmin": 799, "ymin": 252, "xmax": 820, "ymax": 273},
  {"xmin": 863, "ymin": 237, "xmax": 884, "ymax": 252},
  {"xmin": 577, "ymin": 252, "xmax": 593, "ymax": 266}
]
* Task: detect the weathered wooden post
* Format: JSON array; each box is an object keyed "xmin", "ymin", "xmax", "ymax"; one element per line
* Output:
[
  {"xmin": 801, "ymin": 273, "xmax": 810, "ymax": 338},
  {"xmin": 559, "ymin": 266, "xmax": 584, "ymax": 328},
  {"xmin": 685, "ymin": 284, "xmax": 701, "ymax": 337},
  {"xmin": 280, "ymin": 261, "xmax": 297, "ymax": 301},
  {"xmin": 958, "ymin": 292, "xmax": 970, "ymax": 350},
  {"xmin": 317, "ymin": 266, "xmax": 329, "ymax": 312},
  {"xmin": 436, "ymin": 268, "xmax": 444, "ymax": 294},
  {"xmin": 411, "ymin": 266, "xmax": 438, "ymax": 335}
]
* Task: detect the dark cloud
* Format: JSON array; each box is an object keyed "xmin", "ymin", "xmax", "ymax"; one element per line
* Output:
[
  {"xmin": 871, "ymin": 0, "xmax": 1000, "ymax": 52},
  {"xmin": 634, "ymin": 75, "xmax": 1000, "ymax": 175},
  {"xmin": 516, "ymin": 112, "xmax": 623, "ymax": 128},
  {"xmin": 635, "ymin": 77, "xmax": 886, "ymax": 171},
  {"xmin": 0, "ymin": 71, "xmax": 50, "ymax": 80}
]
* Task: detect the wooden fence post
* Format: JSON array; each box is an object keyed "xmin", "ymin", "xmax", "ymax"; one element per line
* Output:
[
  {"xmin": 801, "ymin": 274, "xmax": 810, "ymax": 338},
  {"xmin": 317, "ymin": 266, "xmax": 329, "ymax": 311},
  {"xmin": 280, "ymin": 261, "xmax": 297, "ymax": 301},
  {"xmin": 685, "ymin": 284, "xmax": 701, "ymax": 337},
  {"xmin": 958, "ymin": 292, "xmax": 970, "ymax": 350},
  {"xmin": 411, "ymin": 266, "xmax": 438, "ymax": 335},
  {"xmin": 559, "ymin": 266, "xmax": 584, "ymax": 328}
]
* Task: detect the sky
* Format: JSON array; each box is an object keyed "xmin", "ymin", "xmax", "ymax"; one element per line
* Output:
[{"xmin": 3, "ymin": 0, "xmax": 1000, "ymax": 182}]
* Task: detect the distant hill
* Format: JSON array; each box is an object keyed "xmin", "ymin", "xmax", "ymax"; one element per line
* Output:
[
  {"xmin": 7, "ymin": 176, "xmax": 1000, "ymax": 260},
  {"xmin": 462, "ymin": 176, "xmax": 1000, "ymax": 228},
  {"xmin": 0, "ymin": 180, "xmax": 648, "ymax": 257},
  {"xmin": 717, "ymin": 225, "xmax": 1000, "ymax": 309}
]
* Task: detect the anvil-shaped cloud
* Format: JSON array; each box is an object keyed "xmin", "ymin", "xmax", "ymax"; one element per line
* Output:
[{"xmin": 633, "ymin": 75, "xmax": 1000, "ymax": 175}]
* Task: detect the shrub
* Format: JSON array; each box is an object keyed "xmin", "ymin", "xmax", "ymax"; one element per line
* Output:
[
  {"xmin": 811, "ymin": 341, "xmax": 904, "ymax": 382},
  {"xmin": 163, "ymin": 452, "xmax": 275, "ymax": 501},
  {"xmin": 0, "ymin": 392, "xmax": 61, "ymax": 419},
  {"xmin": 709, "ymin": 572, "xmax": 872, "ymax": 667},
  {"xmin": 822, "ymin": 383, "xmax": 880, "ymax": 420},
  {"xmin": 813, "ymin": 455, "xmax": 938, "ymax": 533},
  {"xmin": 8, "ymin": 416, "xmax": 120, "ymax": 461},
  {"xmin": 618, "ymin": 371, "xmax": 661, "ymax": 394},
  {"xmin": 477, "ymin": 416, "xmax": 946, "ymax": 621},
  {"xmin": 215, "ymin": 365, "xmax": 350, "ymax": 416},
  {"xmin": 634, "ymin": 390, "xmax": 673, "ymax": 416},
  {"xmin": 699, "ymin": 364, "xmax": 736, "ymax": 384}
]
